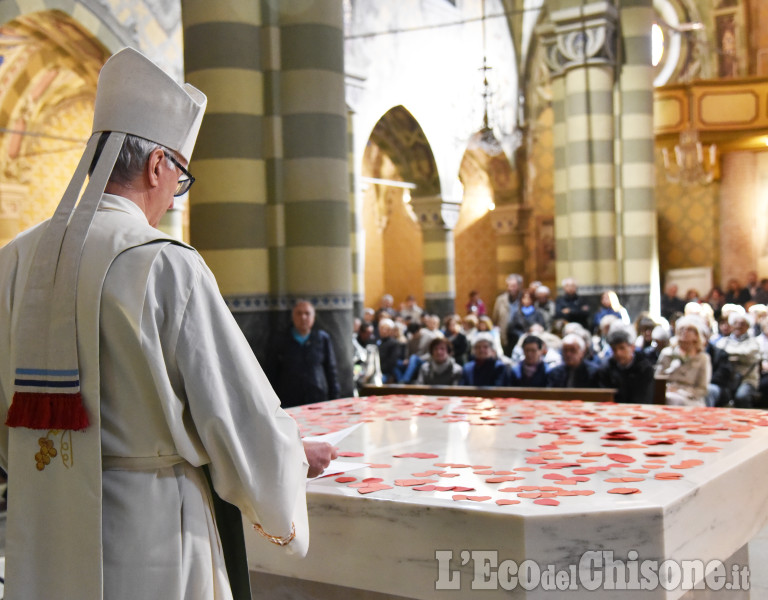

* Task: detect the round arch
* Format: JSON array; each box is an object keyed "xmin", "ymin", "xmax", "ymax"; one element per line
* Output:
[{"xmin": 361, "ymin": 105, "xmax": 441, "ymax": 312}]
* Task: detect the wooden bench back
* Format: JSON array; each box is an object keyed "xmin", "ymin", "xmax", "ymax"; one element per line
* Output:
[{"xmin": 360, "ymin": 380, "xmax": 667, "ymax": 404}]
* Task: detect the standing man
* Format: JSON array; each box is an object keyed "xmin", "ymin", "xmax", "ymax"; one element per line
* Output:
[
  {"xmin": 492, "ymin": 273, "xmax": 523, "ymax": 353},
  {"xmin": 268, "ymin": 300, "xmax": 341, "ymax": 408},
  {"xmin": 554, "ymin": 278, "xmax": 591, "ymax": 329},
  {"xmin": 0, "ymin": 48, "xmax": 333, "ymax": 600},
  {"xmin": 660, "ymin": 282, "xmax": 685, "ymax": 321}
]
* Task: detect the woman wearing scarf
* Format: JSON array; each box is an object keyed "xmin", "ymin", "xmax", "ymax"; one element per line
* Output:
[{"xmin": 416, "ymin": 338, "xmax": 463, "ymax": 385}]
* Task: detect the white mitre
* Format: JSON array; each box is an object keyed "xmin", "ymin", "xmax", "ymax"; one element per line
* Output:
[{"xmin": 93, "ymin": 47, "xmax": 206, "ymax": 161}]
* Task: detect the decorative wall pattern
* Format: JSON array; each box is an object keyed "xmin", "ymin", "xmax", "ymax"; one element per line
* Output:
[
  {"xmin": 654, "ymin": 150, "xmax": 720, "ymax": 287},
  {"xmin": 22, "ymin": 93, "xmax": 93, "ymax": 230},
  {"xmin": 0, "ymin": 0, "xmax": 183, "ymax": 245}
]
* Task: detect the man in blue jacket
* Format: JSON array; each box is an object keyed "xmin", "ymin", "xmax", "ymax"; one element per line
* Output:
[
  {"xmin": 269, "ymin": 300, "xmax": 340, "ymax": 407},
  {"xmin": 546, "ymin": 333, "xmax": 598, "ymax": 388},
  {"xmin": 508, "ymin": 335, "xmax": 549, "ymax": 387}
]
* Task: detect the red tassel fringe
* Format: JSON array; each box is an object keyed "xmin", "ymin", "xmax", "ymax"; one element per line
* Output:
[{"xmin": 5, "ymin": 392, "xmax": 90, "ymax": 431}]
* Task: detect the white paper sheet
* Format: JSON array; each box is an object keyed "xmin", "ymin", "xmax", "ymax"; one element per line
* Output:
[
  {"xmin": 303, "ymin": 423, "xmax": 366, "ymax": 481},
  {"xmin": 302, "ymin": 422, "xmax": 362, "ymax": 446}
]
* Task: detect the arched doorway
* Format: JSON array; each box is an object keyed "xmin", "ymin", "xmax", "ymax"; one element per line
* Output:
[{"xmin": 361, "ymin": 105, "xmax": 441, "ymax": 313}]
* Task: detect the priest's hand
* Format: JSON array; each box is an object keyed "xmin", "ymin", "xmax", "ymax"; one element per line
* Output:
[{"xmin": 303, "ymin": 441, "xmax": 339, "ymax": 478}]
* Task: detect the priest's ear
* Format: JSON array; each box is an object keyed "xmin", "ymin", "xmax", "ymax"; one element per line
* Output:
[{"xmin": 146, "ymin": 147, "xmax": 167, "ymax": 189}]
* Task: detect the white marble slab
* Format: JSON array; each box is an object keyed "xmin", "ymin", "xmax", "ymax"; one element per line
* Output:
[{"xmin": 247, "ymin": 396, "xmax": 768, "ymax": 599}]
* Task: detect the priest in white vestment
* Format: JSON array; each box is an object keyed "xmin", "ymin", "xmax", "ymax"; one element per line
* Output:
[{"xmin": 0, "ymin": 48, "xmax": 333, "ymax": 600}]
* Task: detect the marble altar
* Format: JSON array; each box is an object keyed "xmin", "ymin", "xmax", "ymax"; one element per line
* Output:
[{"xmin": 246, "ymin": 395, "xmax": 768, "ymax": 599}]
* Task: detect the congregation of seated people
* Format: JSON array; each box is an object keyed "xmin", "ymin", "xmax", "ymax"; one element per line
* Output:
[{"xmin": 353, "ymin": 274, "xmax": 768, "ymax": 408}]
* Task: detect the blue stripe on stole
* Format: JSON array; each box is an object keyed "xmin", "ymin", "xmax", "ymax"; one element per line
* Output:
[{"xmin": 14, "ymin": 379, "xmax": 80, "ymax": 388}]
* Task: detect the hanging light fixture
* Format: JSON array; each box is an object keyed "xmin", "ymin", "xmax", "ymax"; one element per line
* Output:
[
  {"xmin": 661, "ymin": 85, "xmax": 716, "ymax": 186},
  {"xmin": 467, "ymin": 0, "xmax": 503, "ymax": 157}
]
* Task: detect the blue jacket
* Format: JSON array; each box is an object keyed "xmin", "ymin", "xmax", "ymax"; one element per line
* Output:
[
  {"xmin": 268, "ymin": 329, "xmax": 340, "ymax": 407},
  {"xmin": 546, "ymin": 361, "xmax": 598, "ymax": 388},
  {"xmin": 507, "ymin": 361, "xmax": 549, "ymax": 387},
  {"xmin": 461, "ymin": 359, "xmax": 507, "ymax": 387}
]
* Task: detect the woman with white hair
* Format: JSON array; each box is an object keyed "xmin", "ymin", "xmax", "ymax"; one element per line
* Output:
[
  {"xmin": 716, "ymin": 311, "xmax": 760, "ymax": 407},
  {"xmin": 655, "ymin": 316, "xmax": 712, "ymax": 406}
]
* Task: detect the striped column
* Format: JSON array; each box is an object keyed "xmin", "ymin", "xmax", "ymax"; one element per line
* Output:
[
  {"xmin": 563, "ymin": 64, "xmax": 616, "ymax": 291},
  {"xmin": 410, "ymin": 195, "xmax": 459, "ymax": 316},
  {"xmin": 181, "ymin": 1, "xmax": 272, "ymax": 354},
  {"xmin": 552, "ymin": 76, "xmax": 570, "ymax": 282},
  {"xmin": 617, "ymin": 0, "xmax": 657, "ymax": 316},
  {"xmin": 273, "ymin": 0, "xmax": 353, "ymax": 395},
  {"xmin": 538, "ymin": 3, "xmax": 620, "ymax": 306},
  {"xmin": 182, "ymin": 0, "xmax": 353, "ymax": 397}
]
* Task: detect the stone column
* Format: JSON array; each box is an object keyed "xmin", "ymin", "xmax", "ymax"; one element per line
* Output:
[
  {"xmin": 538, "ymin": 2, "xmax": 619, "ymax": 307},
  {"xmin": 157, "ymin": 207, "xmax": 184, "ymax": 241},
  {"xmin": 182, "ymin": 0, "xmax": 353, "ymax": 396},
  {"xmin": 539, "ymin": 1, "xmax": 656, "ymax": 316},
  {"xmin": 182, "ymin": 0, "xmax": 273, "ymax": 350},
  {"xmin": 410, "ymin": 195, "xmax": 460, "ymax": 317},
  {"xmin": 616, "ymin": 0, "xmax": 657, "ymax": 316},
  {"xmin": 275, "ymin": 0, "xmax": 352, "ymax": 396}
]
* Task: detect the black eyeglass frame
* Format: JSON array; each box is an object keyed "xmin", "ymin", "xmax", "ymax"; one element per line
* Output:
[{"xmin": 163, "ymin": 151, "xmax": 195, "ymax": 197}]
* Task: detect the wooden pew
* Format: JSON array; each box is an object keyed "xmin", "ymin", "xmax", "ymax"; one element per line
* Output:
[
  {"xmin": 359, "ymin": 379, "xmax": 667, "ymax": 404},
  {"xmin": 359, "ymin": 384, "xmax": 615, "ymax": 402}
]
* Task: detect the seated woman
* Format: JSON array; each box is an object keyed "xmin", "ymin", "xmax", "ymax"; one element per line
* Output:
[
  {"xmin": 443, "ymin": 314, "xmax": 469, "ymax": 365},
  {"xmin": 461, "ymin": 333, "xmax": 507, "ymax": 387},
  {"xmin": 477, "ymin": 315, "xmax": 505, "ymax": 360},
  {"xmin": 416, "ymin": 337, "xmax": 463, "ymax": 386},
  {"xmin": 506, "ymin": 290, "xmax": 548, "ymax": 353},
  {"xmin": 376, "ymin": 318, "xmax": 406, "ymax": 383},
  {"xmin": 655, "ymin": 316, "xmax": 712, "ymax": 406},
  {"xmin": 591, "ymin": 290, "xmax": 630, "ymax": 334},
  {"xmin": 462, "ymin": 313, "xmax": 479, "ymax": 348}
]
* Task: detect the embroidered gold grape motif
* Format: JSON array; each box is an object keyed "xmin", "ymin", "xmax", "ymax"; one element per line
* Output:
[{"xmin": 35, "ymin": 436, "xmax": 58, "ymax": 471}]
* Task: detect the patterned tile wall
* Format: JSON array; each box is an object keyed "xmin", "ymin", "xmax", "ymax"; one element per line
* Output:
[{"xmin": 654, "ymin": 149, "xmax": 720, "ymax": 288}]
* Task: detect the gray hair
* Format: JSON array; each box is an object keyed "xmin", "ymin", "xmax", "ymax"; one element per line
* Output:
[
  {"xmin": 606, "ymin": 327, "xmax": 633, "ymax": 348},
  {"xmin": 561, "ymin": 333, "xmax": 586, "ymax": 352},
  {"xmin": 473, "ymin": 332, "xmax": 495, "ymax": 348},
  {"xmin": 92, "ymin": 132, "xmax": 174, "ymax": 187}
]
